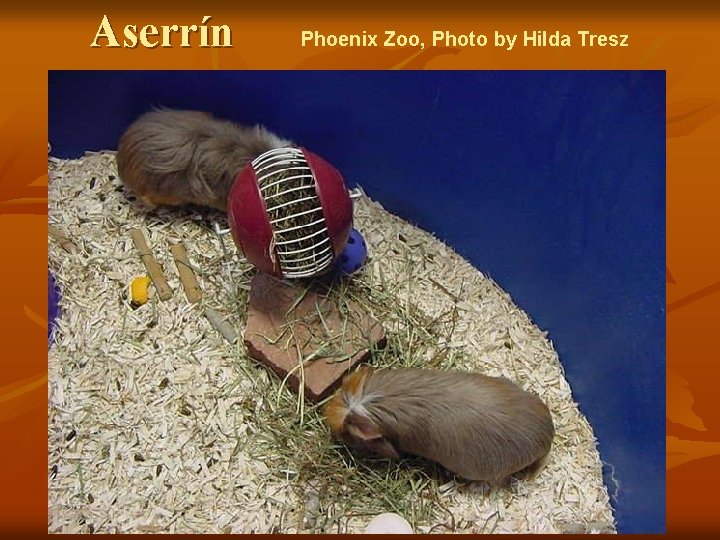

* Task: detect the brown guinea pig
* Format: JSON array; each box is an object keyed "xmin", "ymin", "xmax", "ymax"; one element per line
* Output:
[
  {"xmin": 325, "ymin": 366, "xmax": 555, "ymax": 484},
  {"xmin": 116, "ymin": 108, "xmax": 292, "ymax": 211}
]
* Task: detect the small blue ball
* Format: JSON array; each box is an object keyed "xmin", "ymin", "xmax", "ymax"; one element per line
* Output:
[{"xmin": 336, "ymin": 228, "xmax": 367, "ymax": 274}]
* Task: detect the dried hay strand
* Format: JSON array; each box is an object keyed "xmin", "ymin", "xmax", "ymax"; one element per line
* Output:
[{"xmin": 47, "ymin": 151, "xmax": 616, "ymax": 534}]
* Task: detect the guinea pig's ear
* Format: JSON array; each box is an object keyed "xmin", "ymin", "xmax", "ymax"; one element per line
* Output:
[
  {"xmin": 345, "ymin": 412, "xmax": 400, "ymax": 459},
  {"xmin": 366, "ymin": 436, "xmax": 400, "ymax": 459},
  {"xmin": 346, "ymin": 411, "xmax": 381, "ymax": 440}
]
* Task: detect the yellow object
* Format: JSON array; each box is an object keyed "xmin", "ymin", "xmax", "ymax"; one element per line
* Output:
[{"xmin": 130, "ymin": 276, "xmax": 152, "ymax": 305}]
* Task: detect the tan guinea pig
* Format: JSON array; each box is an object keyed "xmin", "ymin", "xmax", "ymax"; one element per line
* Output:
[
  {"xmin": 116, "ymin": 108, "xmax": 292, "ymax": 211},
  {"xmin": 325, "ymin": 366, "xmax": 555, "ymax": 484}
]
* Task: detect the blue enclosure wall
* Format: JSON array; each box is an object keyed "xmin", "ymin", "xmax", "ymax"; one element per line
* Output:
[{"xmin": 48, "ymin": 70, "xmax": 666, "ymax": 533}]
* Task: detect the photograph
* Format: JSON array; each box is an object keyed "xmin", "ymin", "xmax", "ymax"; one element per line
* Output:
[{"xmin": 47, "ymin": 70, "xmax": 665, "ymax": 534}]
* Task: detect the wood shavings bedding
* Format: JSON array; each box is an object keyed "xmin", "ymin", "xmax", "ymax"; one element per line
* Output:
[{"xmin": 47, "ymin": 151, "xmax": 615, "ymax": 534}]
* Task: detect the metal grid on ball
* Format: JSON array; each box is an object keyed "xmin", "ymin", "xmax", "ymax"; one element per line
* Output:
[{"xmin": 253, "ymin": 147, "xmax": 334, "ymax": 278}]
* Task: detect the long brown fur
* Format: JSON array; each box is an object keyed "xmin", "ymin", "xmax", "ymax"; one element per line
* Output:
[
  {"xmin": 116, "ymin": 108, "xmax": 292, "ymax": 211},
  {"xmin": 325, "ymin": 366, "xmax": 555, "ymax": 484}
]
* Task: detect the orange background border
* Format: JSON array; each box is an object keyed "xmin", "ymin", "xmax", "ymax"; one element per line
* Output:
[{"xmin": 2, "ymin": 2, "xmax": 719, "ymax": 535}]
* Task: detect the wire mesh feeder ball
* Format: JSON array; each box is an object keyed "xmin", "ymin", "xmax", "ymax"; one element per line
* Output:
[{"xmin": 228, "ymin": 147, "xmax": 353, "ymax": 279}]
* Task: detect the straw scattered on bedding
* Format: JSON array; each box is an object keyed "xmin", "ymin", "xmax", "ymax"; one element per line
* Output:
[{"xmin": 47, "ymin": 151, "xmax": 616, "ymax": 534}]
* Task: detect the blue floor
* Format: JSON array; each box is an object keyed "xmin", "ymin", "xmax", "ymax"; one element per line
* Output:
[{"xmin": 49, "ymin": 70, "xmax": 666, "ymax": 533}]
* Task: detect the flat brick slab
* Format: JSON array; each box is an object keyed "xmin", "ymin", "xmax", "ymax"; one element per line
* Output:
[{"xmin": 243, "ymin": 273, "xmax": 386, "ymax": 403}]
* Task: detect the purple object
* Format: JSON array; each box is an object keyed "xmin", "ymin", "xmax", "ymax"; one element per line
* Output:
[
  {"xmin": 335, "ymin": 228, "xmax": 367, "ymax": 274},
  {"xmin": 48, "ymin": 271, "xmax": 61, "ymax": 347}
]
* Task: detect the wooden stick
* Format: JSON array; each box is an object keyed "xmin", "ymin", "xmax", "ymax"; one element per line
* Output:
[
  {"xmin": 129, "ymin": 229, "xmax": 173, "ymax": 301},
  {"xmin": 170, "ymin": 242, "xmax": 202, "ymax": 304},
  {"xmin": 204, "ymin": 307, "xmax": 238, "ymax": 344},
  {"xmin": 48, "ymin": 225, "xmax": 75, "ymax": 253}
]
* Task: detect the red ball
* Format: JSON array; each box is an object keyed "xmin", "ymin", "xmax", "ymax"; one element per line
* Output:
[{"xmin": 227, "ymin": 147, "xmax": 352, "ymax": 278}]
